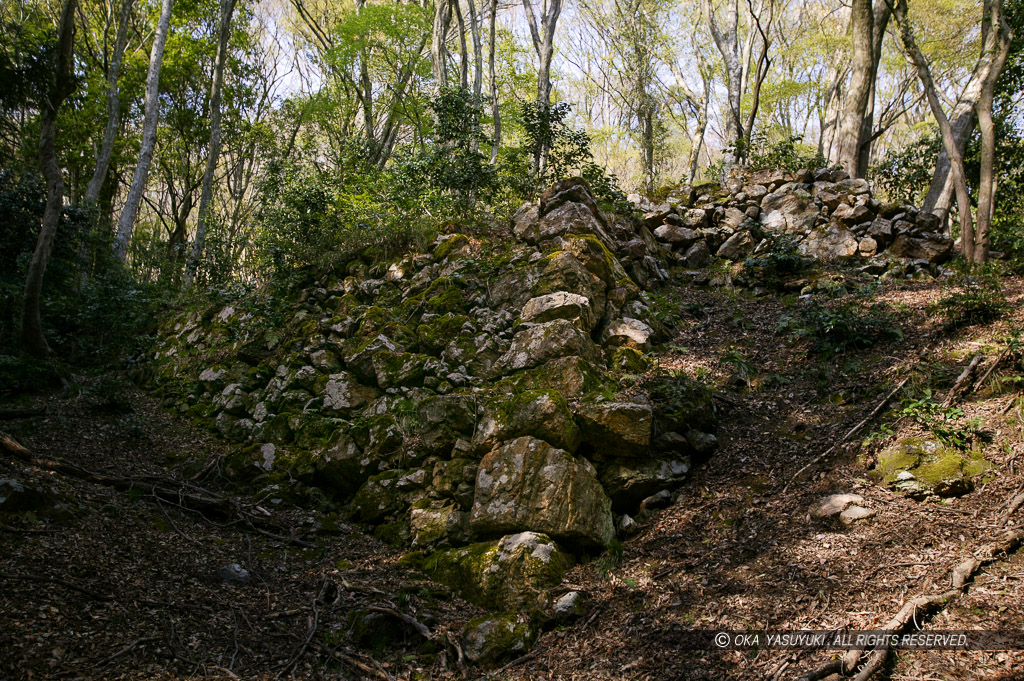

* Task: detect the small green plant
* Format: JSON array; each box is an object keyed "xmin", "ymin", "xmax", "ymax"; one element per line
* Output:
[
  {"xmin": 777, "ymin": 298, "xmax": 903, "ymax": 355},
  {"xmin": 896, "ymin": 388, "xmax": 983, "ymax": 450},
  {"xmin": 719, "ymin": 346, "xmax": 754, "ymax": 385}
]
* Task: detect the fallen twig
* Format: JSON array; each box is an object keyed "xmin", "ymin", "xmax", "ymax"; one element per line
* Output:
[
  {"xmin": 941, "ymin": 353, "xmax": 982, "ymax": 407},
  {"xmin": 0, "ymin": 571, "xmax": 114, "ymax": 602}
]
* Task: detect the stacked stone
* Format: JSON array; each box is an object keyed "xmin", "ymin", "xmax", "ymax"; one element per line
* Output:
[{"xmin": 637, "ymin": 166, "xmax": 954, "ymax": 276}]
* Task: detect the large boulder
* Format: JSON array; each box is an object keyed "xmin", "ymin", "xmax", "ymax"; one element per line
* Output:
[
  {"xmin": 599, "ymin": 458, "xmax": 690, "ymax": 512},
  {"xmin": 520, "ymin": 291, "xmax": 597, "ymax": 332},
  {"xmin": 470, "ymin": 436, "xmax": 615, "ymax": 548},
  {"xmin": 423, "ymin": 531, "xmax": 572, "ymax": 612},
  {"xmin": 799, "ymin": 224, "xmax": 859, "ymax": 260},
  {"xmin": 497, "ymin": 320, "xmax": 602, "ymax": 374},
  {"xmin": 473, "ymin": 389, "xmax": 582, "ymax": 453},
  {"xmin": 505, "ymin": 356, "xmax": 606, "ymax": 399},
  {"xmin": 576, "ymin": 400, "xmax": 653, "ymax": 457},
  {"xmin": 759, "ymin": 190, "xmax": 820, "ymax": 234},
  {"xmin": 322, "ymin": 372, "xmax": 379, "ymax": 414}
]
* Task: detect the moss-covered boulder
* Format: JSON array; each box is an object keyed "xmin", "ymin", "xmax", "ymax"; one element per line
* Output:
[
  {"xmin": 576, "ymin": 400, "xmax": 653, "ymax": 458},
  {"xmin": 423, "ymin": 531, "xmax": 571, "ymax": 612},
  {"xmin": 462, "ymin": 613, "xmax": 536, "ymax": 667},
  {"xmin": 308, "ymin": 432, "xmax": 369, "ymax": 498},
  {"xmin": 372, "ymin": 352, "xmax": 429, "ymax": 389},
  {"xmin": 470, "ymin": 436, "xmax": 615, "ymax": 548},
  {"xmin": 412, "ymin": 394, "xmax": 477, "ymax": 455},
  {"xmin": 410, "ymin": 502, "xmax": 471, "ymax": 549},
  {"xmin": 872, "ymin": 438, "xmax": 992, "ymax": 500},
  {"xmin": 351, "ymin": 470, "xmax": 407, "ymax": 523},
  {"xmin": 473, "ymin": 389, "xmax": 582, "ymax": 454},
  {"xmin": 505, "ymin": 356, "xmax": 606, "ymax": 399},
  {"xmin": 519, "ymin": 291, "xmax": 597, "ymax": 332},
  {"xmin": 343, "ymin": 335, "xmax": 404, "ymax": 386},
  {"xmin": 497, "ymin": 320, "xmax": 603, "ymax": 374}
]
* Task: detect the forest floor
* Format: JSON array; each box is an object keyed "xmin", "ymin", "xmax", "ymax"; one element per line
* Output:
[{"xmin": 2, "ymin": 272, "xmax": 1024, "ymax": 681}]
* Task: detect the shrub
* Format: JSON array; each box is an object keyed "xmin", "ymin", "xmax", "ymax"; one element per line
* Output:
[
  {"xmin": 744, "ymin": 133, "xmax": 826, "ymax": 173},
  {"xmin": 740, "ymin": 235, "xmax": 813, "ymax": 290},
  {"xmin": 778, "ymin": 298, "xmax": 903, "ymax": 355}
]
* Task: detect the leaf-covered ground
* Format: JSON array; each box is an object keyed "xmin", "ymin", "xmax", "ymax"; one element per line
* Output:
[{"xmin": 2, "ymin": 273, "xmax": 1023, "ymax": 681}]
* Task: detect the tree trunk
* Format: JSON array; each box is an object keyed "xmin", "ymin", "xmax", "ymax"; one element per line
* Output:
[
  {"xmin": 837, "ymin": 0, "xmax": 890, "ymax": 178},
  {"xmin": 431, "ymin": 0, "xmax": 452, "ymax": 86},
  {"xmin": 85, "ymin": 0, "xmax": 134, "ymax": 205},
  {"xmin": 706, "ymin": 0, "xmax": 743, "ymax": 167},
  {"xmin": 112, "ymin": 0, "xmax": 174, "ymax": 262},
  {"xmin": 921, "ymin": 3, "xmax": 1006, "ymax": 219},
  {"xmin": 521, "ymin": 0, "xmax": 561, "ymax": 175},
  {"xmin": 488, "ymin": 0, "xmax": 500, "ymax": 163},
  {"xmin": 974, "ymin": 0, "xmax": 1012, "ymax": 263},
  {"xmin": 184, "ymin": 0, "xmax": 237, "ymax": 288},
  {"xmin": 21, "ymin": 0, "xmax": 78, "ymax": 357},
  {"xmin": 889, "ymin": 0, "xmax": 976, "ymax": 260}
]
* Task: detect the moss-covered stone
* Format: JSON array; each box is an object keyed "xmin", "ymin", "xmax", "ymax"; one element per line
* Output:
[
  {"xmin": 473, "ymin": 389, "xmax": 582, "ymax": 453},
  {"xmin": 470, "ymin": 436, "xmax": 615, "ymax": 548},
  {"xmin": 462, "ymin": 613, "xmax": 536, "ymax": 667},
  {"xmin": 434, "ymin": 234, "xmax": 472, "ymax": 261},
  {"xmin": 373, "ymin": 352, "xmax": 429, "ymax": 389},
  {"xmin": 423, "ymin": 531, "xmax": 571, "ymax": 612},
  {"xmin": 352, "ymin": 470, "xmax": 407, "ymax": 523},
  {"xmin": 500, "ymin": 356, "xmax": 607, "ymax": 399},
  {"xmin": 416, "ymin": 314, "xmax": 470, "ymax": 354},
  {"xmin": 872, "ymin": 438, "xmax": 992, "ymax": 500},
  {"xmin": 610, "ymin": 346, "xmax": 650, "ymax": 373}
]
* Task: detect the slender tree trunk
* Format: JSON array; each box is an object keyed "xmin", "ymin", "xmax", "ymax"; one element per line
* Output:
[
  {"xmin": 889, "ymin": 0, "xmax": 976, "ymax": 260},
  {"xmin": 837, "ymin": 0, "xmax": 875, "ymax": 177},
  {"xmin": 454, "ymin": 0, "xmax": 468, "ymax": 89},
  {"xmin": 184, "ymin": 0, "xmax": 237, "ymax": 287},
  {"xmin": 974, "ymin": 0, "xmax": 1012, "ymax": 263},
  {"xmin": 854, "ymin": 3, "xmax": 890, "ymax": 176},
  {"xmin": 431, "ymin": 0, "xmax": 452, "ymax": 86},
  {"xmin": 21, "ymin": 0, "xmax": 77, "ymax": 357},
  {"xmin": 921, "ymin": 4, "xmax": 1004, "ymax": 218},
  {"xmin": 85, "ymin": 0, "xmax": 134, "ymax": 205},
  {"xmin": 522, "ymin": 0, "xmax": 562, "ymax": 174},
  {"xmin": 487, "ymin": 0, "xmax": 500, "ymax": 163},
  {"xmin": 112, "ymin": 0, "xmax": 174, "ymax": 262},
  {"xmin": 706, "ymin": 0, "xmax": 743, "ymax": 167}
]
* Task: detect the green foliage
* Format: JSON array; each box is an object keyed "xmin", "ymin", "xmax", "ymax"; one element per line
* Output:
[
  {"xmin": 930, "ymin": 265, "xmax": 1008, "ymax": 329},
  {"xmin": 896, "ymin": 389, "xmax": 983, "ymax": 451},
  {"xmin": 740, "ymin": 235, "xmax": 813, "ymax": 290},
  {"xmin": 252, "ymin": 152, "xmax": 437, "ymax": 278},
  {"xmin": 869, "ymin": 135, "xmax": 940, "ymax": 206},
  {"xmin": 0, "ymin": 169, "xmax": 161, "ymax": 368},
  {"xmin": 744, "ymin": 133, "xmax": 826, "ymax": 173},
  {"xmin": 519, "ymin": 100, "xmax": 628, "ymax": 210},
  {"xmin": 777, "ymin": 298, "xmax": 903, "ymax": 355}
]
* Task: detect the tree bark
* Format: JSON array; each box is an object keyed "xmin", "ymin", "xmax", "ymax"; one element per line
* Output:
[
  {"xmin": 431, "ymin": 0, "xmax": 452, "ymax": 86},
  {"xmin": 522, "ymin": 0, "xmax": 562, "ymax": 174},
  {"xmin": 21, "ymin": 0, "xmax": 78, "ymax": 357},
  {"xmin": 836, "ymin": 0, "xmax": 890, "ymax": 178},
  {"xmin": 112, "ymin": 0, "xmax": 174, "ymax": 262},
  {"xmin": 888, "ymin": 0, "xmax": 976, "ymax": 260},
  {"xmin": 974, "ymin": 0, "xmax": 1012, "ymax": 263},
  {"xmin": 487, "ymin": 0, "xmax": 500, "ymax": 163},
  {"xmin": 184, "ymin": 0, "xmax": 237, "ymax": 287},
  {"xmin": 85, "ymin": 0, "xmax": 134, "ymax": 206},
  {"xmin": 705, "ymin": 0, "xmax": 743, "ymax": 167},
  {"xmin": 921, "ymin": 3, "xmax": 1006, "ymax": 219}
]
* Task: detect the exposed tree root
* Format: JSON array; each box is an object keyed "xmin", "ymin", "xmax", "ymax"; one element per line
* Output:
[
  {"xmin": 0, "ymin": 429, "xmax": 313, "ymax": 548},
  {"xmin": 797, "ymin": 524, "xmax": 1024, "ymax": 681}
]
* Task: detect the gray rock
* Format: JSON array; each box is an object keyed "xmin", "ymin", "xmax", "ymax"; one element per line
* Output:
[
  {"xmin": 471, "ymin": 436, "xmax": 615, "ymax": 548},
  {"xmin": 219, "ymin": 563, "xmax": 250, "ymax": 584}
]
